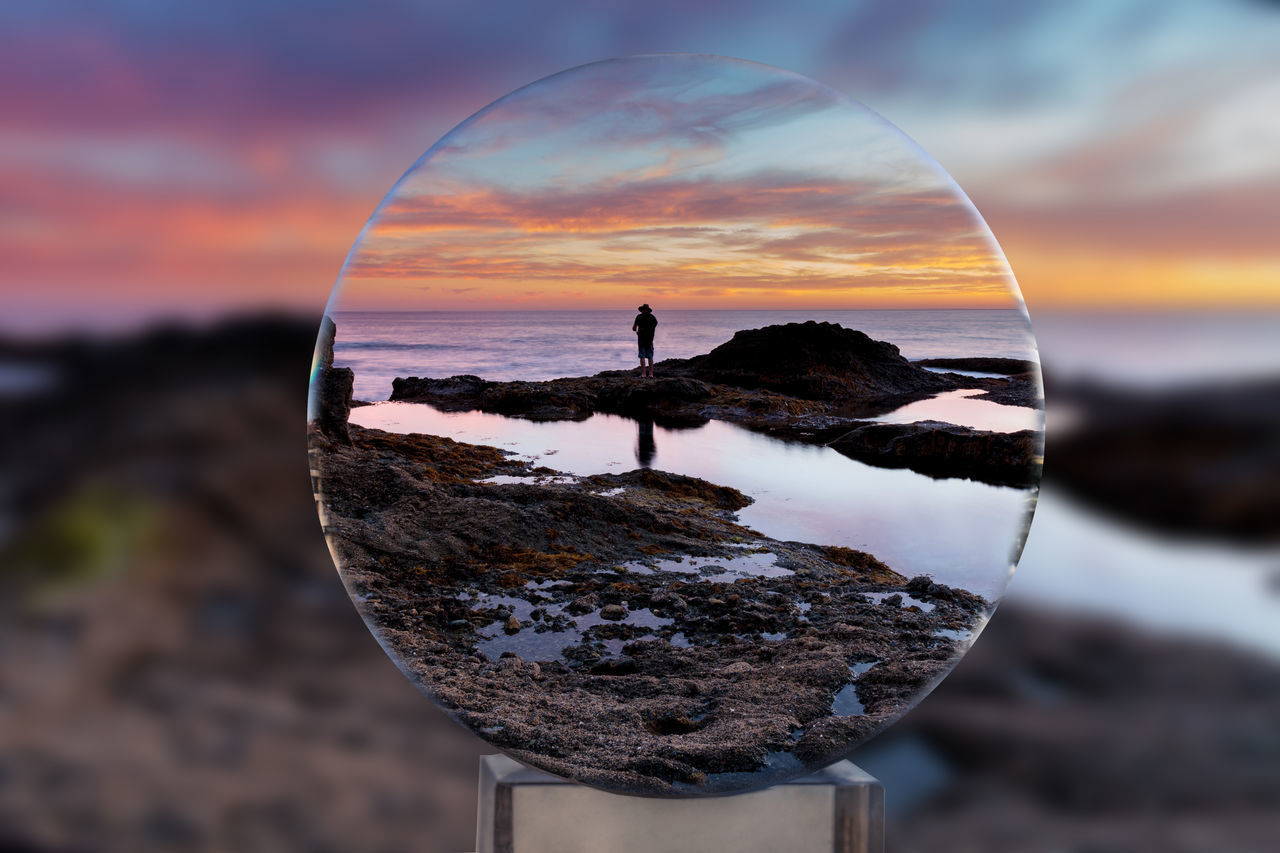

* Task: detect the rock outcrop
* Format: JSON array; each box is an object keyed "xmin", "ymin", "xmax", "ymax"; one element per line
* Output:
[
  {"xmin": 1047, "ymin": 376, "xmax": 1280, "ymax": 543},
  {"xmin": 312, "ymin": 424, "xmax": 988, "ymax": 794},
  {"xmin": 914, "ymin": 357, "xmax": 1038, "ymax": 375},
  {"xmin": 827, "ymin": 421, "xmax": 1043, "ymax": 488},
  {"xmin": 390, "ymin": 322, "xmax": 1043, "ymax": 487},
  {"xmin": 667, "ymin": 321, "xmax": 952, "ymax": 402},
  {"xmin": 914, "ymin": 357, "xmax": 1042, "ymax": 408},
  {"xmin": 311, "ymin": 315, "xmax": 354, "ymax": 444}
]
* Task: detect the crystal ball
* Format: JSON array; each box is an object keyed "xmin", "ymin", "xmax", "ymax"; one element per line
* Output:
[{"xmin": 309, "ymin": 54, "xmax": 1043, "ymax": 796}]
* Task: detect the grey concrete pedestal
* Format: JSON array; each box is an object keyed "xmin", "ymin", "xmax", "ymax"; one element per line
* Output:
[{"xmin": 475, "ymin": 754, "xmax": 883, "ymax": 853}]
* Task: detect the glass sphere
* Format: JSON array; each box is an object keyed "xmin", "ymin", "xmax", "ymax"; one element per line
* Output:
[{"xmin": 309, "ymin": 54, "xmax": 1043, "ymax": 796}]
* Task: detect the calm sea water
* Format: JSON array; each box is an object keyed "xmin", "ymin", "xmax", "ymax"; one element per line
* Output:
[{"xmin": 332, "ymin": 309, "xmax": 1037, "ymax": 401}]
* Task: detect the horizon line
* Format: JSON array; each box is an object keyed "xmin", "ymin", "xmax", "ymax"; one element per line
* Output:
[{"xmin": 331, "ymin": 306, "xmax": 1023, "ymax": 313}]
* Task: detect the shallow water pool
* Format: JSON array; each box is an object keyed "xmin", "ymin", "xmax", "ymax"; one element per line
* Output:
[{"xmin": 352, "ymin": 402, "xmax": 1037, "ymax": 600}]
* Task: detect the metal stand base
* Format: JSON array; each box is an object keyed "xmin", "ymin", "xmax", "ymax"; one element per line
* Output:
[{"xmin": 475, "ymin": 754, "xmax": 883, "ymax": 853}]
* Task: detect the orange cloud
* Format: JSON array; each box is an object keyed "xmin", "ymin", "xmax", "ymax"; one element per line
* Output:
[{"xmin": 339, "ymin": 171, "xmax": 1012, "ymax": 309}]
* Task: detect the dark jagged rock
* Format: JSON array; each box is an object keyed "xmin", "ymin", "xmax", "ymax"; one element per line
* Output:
[
  {"xmin": 964, "ymin": 375, "xmax": 1042, "ymax": 408},
  {"xmin": 389, "ymin": 323, "xmax": 1042, "ymax": 487},
  {"xmin": 827, "ymin": 421, "xmax": 1042, "ymax": 488},
  {"xmin": 390, "ymin": 322, "xmax": 954, "ymax": 419},
  {"xmin": 312, "ymin": 424, "xmax": 988, "ymax": 794},
  {"xmin": 311, "ymin": 316, "xmax": 353, "ymax": 444},
  {"xmin": 315, "ymin": 368, "xmax": 354, "ymax": 444},
  {"xmin": 392, "ymin": 373, "xmax": 716, "ymax": 423},
  {"xmin": 317, "ymin": 314, "xmax": 337, "ymax": 368},
  {"xmin": 913, "ymin": 358, "xmax": 1042, "ymax": 408},
  {"xmin": 8, "ymin": 315, "xmax": 1275, "ymax": 849},
  {"xmin": 666, "ymin": 321, "xmax": 952, "ymax": 402},
  {"xmin": 1048, "ymin": 376, "xmax": 1280, "ymax": 544},
  {"xmin": 915, "ymin": 357, "xmax": 1038, "ymax": 375}
]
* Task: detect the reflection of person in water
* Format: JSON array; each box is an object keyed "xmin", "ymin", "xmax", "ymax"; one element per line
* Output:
[
  {"xmin": 635, "ymin": 417, "xmax": 656, "ymax": 467},
  {"xmin": 632, "ymin": 303, "xmax": 657, "ymax": 378}
]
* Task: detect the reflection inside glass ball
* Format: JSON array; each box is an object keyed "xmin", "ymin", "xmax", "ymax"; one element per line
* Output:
[{"xmin": 309, "ymin": 54, "xmax": 1043, "ymax": 796}]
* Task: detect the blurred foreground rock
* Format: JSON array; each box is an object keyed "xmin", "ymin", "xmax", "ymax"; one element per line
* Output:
[
  {"xmin": 311, "ymin": 315, "xmax": 353, "ymax": 444},
  {"xmin": 0, "ymin": 317, "xmax": 1275, "ymax": 852},
  {"xmin": 1048, "ymin": 376, "xmax": 1280, "ymax": 544}
]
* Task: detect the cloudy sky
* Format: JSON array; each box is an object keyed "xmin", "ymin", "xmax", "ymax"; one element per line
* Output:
[
  {"xmin": 339, "ymin": 56, "xmax": 1016, "ymax": 310},
  {"xmin": 2, "ymin": 0, "xmax": 1277, "ymax": 328}
]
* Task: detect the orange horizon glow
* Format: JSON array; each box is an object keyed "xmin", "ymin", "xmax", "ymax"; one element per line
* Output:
[
  {"xmin": 5, "ymin": 20, "xmax": 1280, "ymax": 332},
  {"xmin": 332, "ymin": 58, "xmax": 1028, "ymax": 315}
]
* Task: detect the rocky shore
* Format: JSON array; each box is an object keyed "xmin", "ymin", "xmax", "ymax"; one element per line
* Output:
[
  {"xmin": 387, "ymin": 322, "xmax": 1043, "ymax": 488},
  {"xmin": 1046, "ymin": 375, "xmax": 1280, "ymax": 544},
  {"xmin": 915, "ymin": 356, "xmax": 1042, "ymax": 408},
  {"xmin": 5, "ymin": 316, "xmax": 1276, "ymax": 851},
  {"xmin": 305, "ymin": 319, "xmax": 1044, "ymax": 791},
  {"xmin": 826, "ymin": 420, "xmax": 1041, "ymax": 488},
  {"xmin": 312, "ymin": 423, "xmax": 989, "ymax": 794}
]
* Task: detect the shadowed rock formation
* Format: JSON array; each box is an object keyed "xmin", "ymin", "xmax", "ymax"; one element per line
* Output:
[
  {"xmin": 311, "ymin": 315, "xmax": 353, "ymax": 445},
  {"xmin": 827, "ymin": 421, "xmax": 1042, "ymax": 488},
  {"xmin": 668, "ymin": 321, "xmax": 952, "ymax": 402}
]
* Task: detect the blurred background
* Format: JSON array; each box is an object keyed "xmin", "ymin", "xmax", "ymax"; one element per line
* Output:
[{"xmin": 0, "ymin": 1, "xmax": 1276, "ymax": 851}]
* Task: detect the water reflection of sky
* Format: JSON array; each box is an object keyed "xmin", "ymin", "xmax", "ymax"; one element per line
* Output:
[
  {"xmin": 868, "ymin": 389, "xmax": 1041, "ymax": 433},
  {"xmin": 351, "ymin": 402, "xmax": 1034, "ymax": 600}
]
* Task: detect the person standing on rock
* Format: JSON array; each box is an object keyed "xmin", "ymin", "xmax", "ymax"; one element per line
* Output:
[{"xmin": 632, "ymin": 303, "xmax": 658, "ymax": 378}]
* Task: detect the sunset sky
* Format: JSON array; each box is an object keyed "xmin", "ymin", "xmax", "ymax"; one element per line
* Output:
[
  {"xmin": 2, "ymin": 1, "xmax": 1278, "ymax": 331},
  {"xmin": 338, "ymin": 57, "xmax": 1016, "ymax": 311}
]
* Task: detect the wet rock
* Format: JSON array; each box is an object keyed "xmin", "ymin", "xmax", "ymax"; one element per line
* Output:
[
  {"xmin": 1048, "ymin": 376, "xmax": 1280, "ymax": 544},
  {"xmin": 504, "ymin": 616, "xmax": 521, "ymax": 634},
  {"xmin": 385, "ymin": 322, "xmax": 1041, "ymax": 487},
  {"xmin": 316, "ymin": 407, "xmax": 992, "ymax": 794},
  {"xmin": 644, "ymin": 713, "xmax": 708, "ymax": 735},
  {"xmin": 311, "ymin": 316, "xmax": 353, "ymax": 445},
  {"xmin": 590, "ymin": 656, "xmax": 637, "ymax": 676},
  {"xmin": 827, "ymin": 421, "xmax": 1041, "ymax": 488},
  {"xmin": 914, "ymin": 357, "xmax": 1038, "ymax": 375},
  {"xmin": 905, "ymin": 575, "xmax": 986, "ymax": 611},
  {"xmin": 650, "ymin": 591, "xmax": 688, "ymax": 612},
  {"xmin": 670, "ymin": 321, "xmax": 951, "ymax": 402},
  {"xmin": 317, "ymin": 315, "xmax": 337, "ymax": 368},
  {"xmin": 590, "ymin": 468, "xmax": 752, "ymax": 510},
  {"xmin": 912, "ymin": 358, "xmax": 1042, "ymax": 408},
  {"xmin": 567, "ymin": 594, "xmax": 599, "ymax": 615}
]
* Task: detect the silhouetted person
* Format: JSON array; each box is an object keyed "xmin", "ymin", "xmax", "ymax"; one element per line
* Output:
[
  {"xmin": 635, "ymin": 417, "xmax": 656, "ymax": 467},
  {"xmin": 632, "ymin": 303, "xmax": 657, "ymax": 378}
]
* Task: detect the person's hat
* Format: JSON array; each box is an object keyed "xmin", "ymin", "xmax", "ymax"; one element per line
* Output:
[{"xmin": 638, "ymin": 304, "xmax": 652, "ymax": 312}]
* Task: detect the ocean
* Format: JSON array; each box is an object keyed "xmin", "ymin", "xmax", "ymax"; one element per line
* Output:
[{"xmin": 331, "ymin": 308, "xmax": 1038, "ymax": 402}]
